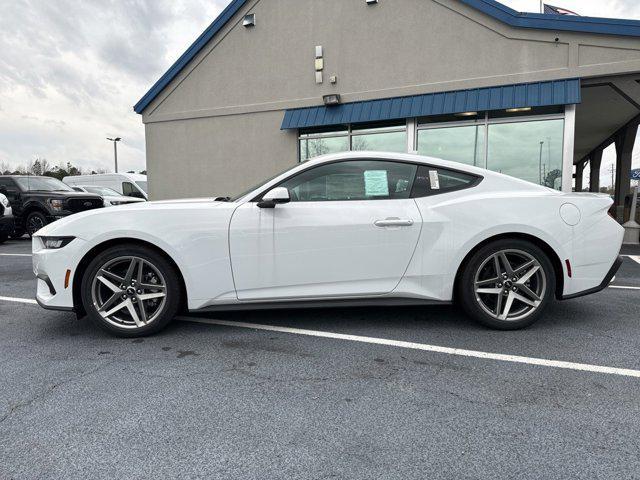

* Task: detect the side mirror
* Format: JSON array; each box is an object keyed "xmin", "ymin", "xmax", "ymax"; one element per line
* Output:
[{"xmin": 258, "ymin": 187, "xmax": 290, "ymax": 209}]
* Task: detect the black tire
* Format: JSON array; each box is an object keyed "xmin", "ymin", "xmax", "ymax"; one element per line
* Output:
[
  {"xmin": 81, "ymin": 244, "xmax": 182, "ymax": 337},
  {"xmin": 458, "ymin": 239, "xmax": 556, "ymax": 330},
  {"xmin": 26, "ymin": 211, "xmax": 48, "ymax": 237},
  {"xmin": 0, "ymin": 232, "xmax": 7, "ymax": 244},
  {"xmin": 10, "ymin": 228, "xmax": 25, "ymax": 239}
]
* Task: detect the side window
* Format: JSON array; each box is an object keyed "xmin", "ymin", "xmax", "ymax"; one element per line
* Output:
[
  {"xmin": 278, "ymin": 160, "xmax": 417, "ymax": 202},
  {"xmin": 411, "ymin": 166, "xmax": 479, "ymax": 198},
  {"xmin": 0, "ymin": 178, "xmax": 16, "ymax": 192},
  {"xmin": 122, "ymin": 182, "xmax": 135, "ymax": 196}
]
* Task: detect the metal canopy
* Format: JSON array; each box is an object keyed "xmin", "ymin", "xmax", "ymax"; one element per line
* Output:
[{"xmin": 281, "ymin": 79, "xmax": 581, "ymax": 130}]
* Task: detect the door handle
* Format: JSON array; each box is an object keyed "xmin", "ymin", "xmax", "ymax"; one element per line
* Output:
[{"xmin": 374, "ymin": 217, "xmax": 414, "ymax": 228}]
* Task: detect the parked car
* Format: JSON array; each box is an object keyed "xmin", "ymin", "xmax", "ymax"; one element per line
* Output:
[
  {"xmin": 0, "ymin": 192, "xmax": 14, "ymax": 244},
  {"xmin": 63, "ymin": 173, "xmax": 148, "ymax": 199},
  {"xmin": 0, "ymin": 176, "xmax": 103, "ymax": 237},
  {"xmin": 33, "ymin": 151, "xmax": 623, "ymax": 337},
  {"xmin": 70, "ymin": 185, "xmax": 146, "ymax": 207}
]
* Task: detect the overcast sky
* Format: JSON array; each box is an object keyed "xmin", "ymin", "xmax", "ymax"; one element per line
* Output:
[{"xmin": 0, "ymin": 0, "xmax": 639, "ymax": 185}]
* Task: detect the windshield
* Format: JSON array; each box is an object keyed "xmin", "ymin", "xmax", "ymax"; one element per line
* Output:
[
  {"xmin": 84, "ymin": 186, "xmax": 122, "ymax": 196},
  {"xmin": 135, "ymin": 181, "xmax": 148, "ymax": 193},
  {"xmin": 230, "ymin": 164, "xmax": 300, "ymax": 201},
  {"xmin": 16, "ymin": 177, "xmax": 74, "ymax": 192}
]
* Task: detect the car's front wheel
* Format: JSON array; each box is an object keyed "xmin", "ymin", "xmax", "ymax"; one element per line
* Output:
[
  {"xmin": 458, "ymin": 239, "xmax": 555, "ymax": 330},
  {"xmin": 81, "ymin": 244, "xmax": 182, "ymax": 337}
]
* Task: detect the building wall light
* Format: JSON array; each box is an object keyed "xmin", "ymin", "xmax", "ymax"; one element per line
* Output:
[
  {"xmin": 323, "ymin": 94, "xmax": 341, "ymax": 106},
  {"xmin": 506, "ymin": 107, "xmax": 532, "ymax": 113},
  {"xmin": 243, "ymin": 13, "xmax": 256, "ymax": 27},
  {"xmin": 455, "ymin": 111, "xmax": 478, "ymax": 117}
]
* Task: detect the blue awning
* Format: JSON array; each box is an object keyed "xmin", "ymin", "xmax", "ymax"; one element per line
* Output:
[{"xmin": 281, "ymin": 78, "xmax": 580, "ymax": 130}]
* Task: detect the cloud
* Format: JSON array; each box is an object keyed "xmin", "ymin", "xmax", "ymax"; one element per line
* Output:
[
  {"xmin": 0, "ymin": 0, "xmax": 226, "ymax": 173},
  {"xmin": 0, "ymin": 0, "xmax": 638, "ymax": 179}
]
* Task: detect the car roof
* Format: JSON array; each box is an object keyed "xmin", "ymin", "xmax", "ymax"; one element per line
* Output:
[{"xmin": 303, "ymin": 151, "xmax": 490, "ymax": 176}]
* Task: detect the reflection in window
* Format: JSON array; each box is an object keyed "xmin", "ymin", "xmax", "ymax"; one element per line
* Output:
[
  {"xmin": 299, "ymin": 136, "xmax": 349, "ymax": 161},
  {"xmin": 487, "ymin": 119, "xmax": 564, "ymax": 190},
  {"xmin": 351, "ymin": 130, "xmax": 407, "ymax": 153},
  {"xmin": 417, "ymin": 125, "xmax": 485, "ymax": 167},
  {"xmin": 280, "ymin": 161, "xmax": 417, "ymax": 202}
]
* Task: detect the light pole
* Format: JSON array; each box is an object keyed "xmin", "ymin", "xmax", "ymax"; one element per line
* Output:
[
  {"xmin": 107, "ymin": 137, "xmax": 121, "ymax": 173},
  {"xmin": 539, "ymin": 141, "xmax": 544, "ymax": 185}
]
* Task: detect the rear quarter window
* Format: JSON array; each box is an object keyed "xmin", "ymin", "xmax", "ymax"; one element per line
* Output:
[{"xmin": 411, "ymin": 166, "xmax": 480, "ymax": 198}]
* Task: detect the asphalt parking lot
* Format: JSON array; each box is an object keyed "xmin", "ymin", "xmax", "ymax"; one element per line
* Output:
[{"xmin": 1, "ymin": 237, "xmax": 640, "ymax": 479}]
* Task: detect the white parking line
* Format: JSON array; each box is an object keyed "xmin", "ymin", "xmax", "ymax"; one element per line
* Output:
[
  {"xmin": 0, "ymin": 296, "xmax": 37, "ymax": 304},
  {"xmin": 0, "ymin": 253, "xmax": 32, "ymax": 257},
  {"xmin": 0, "ymin": 294, "xmax": 638, "ymax": 377},
  {"xmin": 179, "ymin": 316, "xmax": 640, "ymax": 378},
  {"xmin": 624, "ymin": 255, "xmax": 640, "ymax": 266},
  {"xmin": 610, "ymin": 285, "xmax": 640, "ymax": 290}
]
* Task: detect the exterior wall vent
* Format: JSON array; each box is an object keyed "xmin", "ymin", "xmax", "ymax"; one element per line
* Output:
[{"xmin": 243, "ymin": 13, "xmax": 256, "ymax": 27}]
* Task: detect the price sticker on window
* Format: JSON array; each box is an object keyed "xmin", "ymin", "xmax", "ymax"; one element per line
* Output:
[
  {"xmin": 364, "ymin": 170, "xmax": 389, "ymax": 197},
  {"xmin": 429, "ymin": 170, "xmax": 440, "ymax": 190}
]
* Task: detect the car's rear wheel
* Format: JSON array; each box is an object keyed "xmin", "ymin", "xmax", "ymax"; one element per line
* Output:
[
  {"xmin": 26, "ymin": 211, "xmax": 48, "ymax": 237},
  {"xmin": 458, "ymin": 239, "xmax": 555, "ymax": 330},
  {"xmin": 81, "ymin": 244, "xmax": 182, "ymax": 337}
]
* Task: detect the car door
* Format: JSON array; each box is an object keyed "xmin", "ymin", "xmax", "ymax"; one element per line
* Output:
[{"xmin": 229, "ymin": 159, "xmax": 423, "ymax": 301}]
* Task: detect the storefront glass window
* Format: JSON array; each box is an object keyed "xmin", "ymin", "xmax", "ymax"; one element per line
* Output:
[
  {"xmin": 487, "ymin": 119, "xmax": 564, "ymax": 190},
  {"xmin": 299, "ymin": 136, "xmax": 349, "ymax": 161},
  {"xmin": 417, "ymin": 125, "xmax": 485, "ymax": 166},
  {"xmin": 351, "ymin": 129, "xmax": 407, "ymax": 153}
]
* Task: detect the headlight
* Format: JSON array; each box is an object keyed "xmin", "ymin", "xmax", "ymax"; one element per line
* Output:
[
  {"xmin": 0, "ymin": 196, "xmax": 8, "ymax": 207},
  {"xmin": 49, "ymin": 199, "xmax": 64, "ymax": 211},
  {"xmin": 40, "ymin": 236, "xmax": 75, "ymax": 249}
]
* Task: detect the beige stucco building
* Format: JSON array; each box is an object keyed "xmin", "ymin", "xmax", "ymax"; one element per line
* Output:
[{"xmin": 135, "ymin": 0, "xmax": 640, "ymax": 219}]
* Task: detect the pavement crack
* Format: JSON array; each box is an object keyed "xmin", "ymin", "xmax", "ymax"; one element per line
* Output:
[{"xmin": 0, "ymin": 360, "xmax": 116, "ymax": 425}]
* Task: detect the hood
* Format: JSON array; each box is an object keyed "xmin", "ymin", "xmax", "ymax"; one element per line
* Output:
[
  {"xmin": 34, "ymin": 196, "xmax": 229, "ymax": 238},
  {"xmin": 104, "ymin": 195, "xmax": 146, "ymax": 203},
  {"xmin": 149, "ymin": 197, "xmax": 225, "ymax": 205},
  {"xmin": 25, "ymin": 190, "xmax": 102, "ymax": 199}
]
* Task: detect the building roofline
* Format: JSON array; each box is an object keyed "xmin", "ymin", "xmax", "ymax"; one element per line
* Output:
[
  {"xmin": 133, "ymin": 0, "xmax": 640, "ymax": 115},
  {"xmin": 133, "ymin": 0, "xmax": 248, "ymax": 115},
  {"xmin": 459, "ymin": 0, "xmax": 640, "ymax": 36}
]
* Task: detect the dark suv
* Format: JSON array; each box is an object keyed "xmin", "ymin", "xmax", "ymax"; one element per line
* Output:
[{"xmin": 0, "ymin": 176, "xmax": 104, "ymax": 237}]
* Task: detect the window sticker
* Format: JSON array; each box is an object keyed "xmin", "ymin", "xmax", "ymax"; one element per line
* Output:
[
  {"xmin": 364, "ymin": 170, "xmax": 389, "ymax": 197},
  {"xmin": 395, "ymin": 178, "xmax": 410, "ymax": 193},
  {"xmin": 429, "ymin": 170, "xmax": 440, "ymax": 190}
]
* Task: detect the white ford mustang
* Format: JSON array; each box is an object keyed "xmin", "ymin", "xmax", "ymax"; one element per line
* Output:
[{"xmin": 33, "ymin": 152, "xmax": 623, "ymax": 337}]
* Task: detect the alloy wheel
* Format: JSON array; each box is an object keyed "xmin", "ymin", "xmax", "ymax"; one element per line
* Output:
[
  {"xmin": 91, "ymin": 256, "xmax": 167, "ymax": 329},
  {"xmin": 27, "ymin": 215, "xmax": 46, "ymax": 236},
  {"xmin": 473, "ymin": 249, "xmax": 546, "ymax": 322}
]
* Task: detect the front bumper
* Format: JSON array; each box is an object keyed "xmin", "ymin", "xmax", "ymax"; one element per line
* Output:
[
  {"xmin": 561, "ymin": 256, "xmax": 623, "ymax": 300},
  {"xmin": 32, "ymin": 236, "xmax": 87, "ymax": 311}
]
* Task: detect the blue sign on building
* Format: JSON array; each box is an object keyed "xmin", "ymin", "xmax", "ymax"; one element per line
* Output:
[{"xmin": 632, "ymin": 168, "xmax": 640, "ymax": 180}]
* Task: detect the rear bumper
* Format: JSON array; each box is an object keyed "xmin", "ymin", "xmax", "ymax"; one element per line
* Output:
[{"xmin": 561, "ymin": 256, "xmax": 623, "ymax": 300}]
